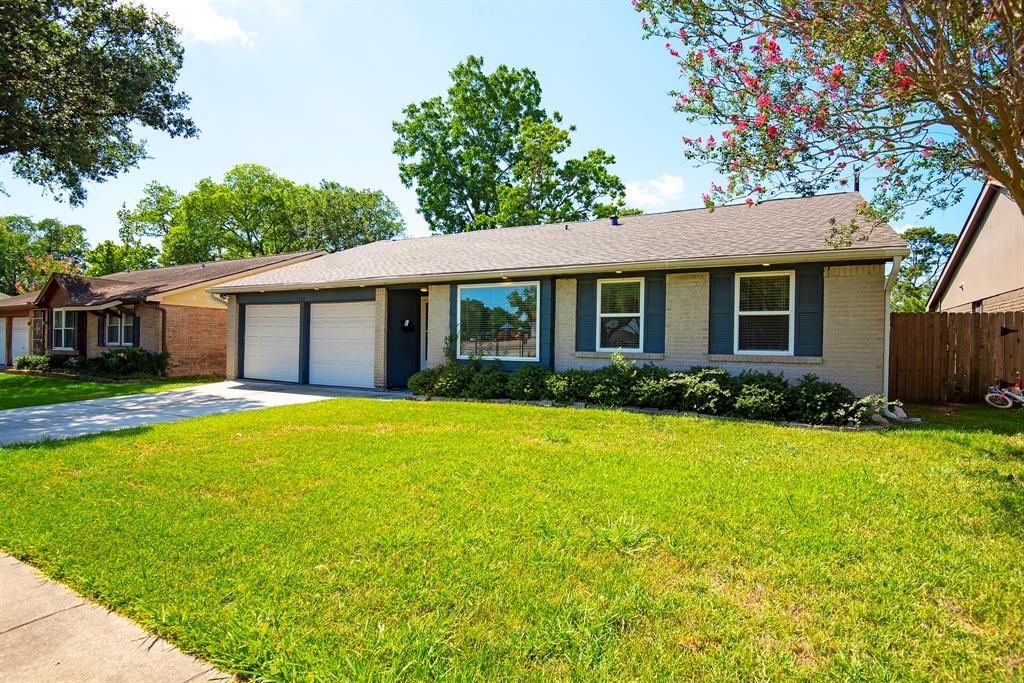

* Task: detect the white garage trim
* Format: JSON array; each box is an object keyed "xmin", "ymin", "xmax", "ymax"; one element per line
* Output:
[
  {"xmin": 243, "ymin": 304, "xmax": 300, "ymax": 383},
  {"xmin": 0, "ymin": 319, "xmax": 7, "ymax": 365},
  {"xmin": 10, "ymin": 317, "xmax": 29, "ymax": 364},
  {"xmin": 309, "ymin": 301, "xmax": 376, "ymax": 388}
]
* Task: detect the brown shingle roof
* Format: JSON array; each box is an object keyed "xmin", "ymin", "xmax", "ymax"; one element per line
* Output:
[
  {"xmin": 0, "ymin": 251, "xmax": 323, "ymax": 310},
  {"xmin": 214, "ymin": 193, "xmax": 907, "ymax": 292}
]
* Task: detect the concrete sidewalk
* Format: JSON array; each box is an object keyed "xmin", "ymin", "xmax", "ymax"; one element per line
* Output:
[
  {"xmin": 0, "ymin": 553, "xmax": 229, "ymax": 682},
  {"xmin": 0, "ymin": 380, "xmax": 409, "ymax": 446}
]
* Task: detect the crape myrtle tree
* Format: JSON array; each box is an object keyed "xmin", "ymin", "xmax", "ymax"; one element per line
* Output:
[
  {"xmin": 0, "ymin": 0, "xmax": 197, "ymax": 204},
  {"xmin": 635, "ymin": 0, "xmax": 1024, "ymax": 243},
  {"xmin": 393, "ymin": 56, "xmax": 637, "ymax": 233}
]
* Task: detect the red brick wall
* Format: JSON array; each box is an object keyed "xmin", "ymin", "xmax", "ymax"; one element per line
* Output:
[{"xmin": 162, "ymin": 305, "xmax": 227, "ymax": 377}]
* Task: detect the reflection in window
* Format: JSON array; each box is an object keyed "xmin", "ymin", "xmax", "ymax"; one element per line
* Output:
[
  {"xmin": 598, "ymin": 278, "xmax": 643, "ymax": 351},
  {"xmin": 458, "ymin": 283, "xmax": 539, "ymax": 360}
]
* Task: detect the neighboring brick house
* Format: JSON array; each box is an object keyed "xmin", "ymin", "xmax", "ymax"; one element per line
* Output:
[
  {"xmin": 0, "ymin": 251, "xmax": 323, "ymax": 376},
  {"xmin": 928, "ymin": 181, "xmax": 1024, "ymax": 313},
  {"xmin": 211, "ymin": 193, "xmax": 909, "ymax": 397}
]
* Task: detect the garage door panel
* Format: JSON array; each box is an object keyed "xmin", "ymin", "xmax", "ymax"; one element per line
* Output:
[
  {"xmin": 309, "ymin": 302, "xmax": 375, "ymax": 388},
  {"xmin": 10, "ymin": 317, "xmax": 29, "ymax": 362},
  {"xmin": 244, "ymin": 304, "xmax": 300, "ymax": 383}
]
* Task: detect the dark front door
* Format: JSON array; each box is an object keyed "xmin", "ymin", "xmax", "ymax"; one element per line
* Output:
[{"xmin": 386, "ymin": 289, "xmax": 422, "ymax": 388}]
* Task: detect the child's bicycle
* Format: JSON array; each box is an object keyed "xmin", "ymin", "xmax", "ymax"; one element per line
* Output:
[{"xmin": 985, "ymin": 371, "xmax": 1024, "ymax": 409}]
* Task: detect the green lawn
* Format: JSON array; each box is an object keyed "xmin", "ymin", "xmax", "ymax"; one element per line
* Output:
[
  {"xmin": 1, "ymin": 400, "xmax": 1021, "ymax": 680},
  {"xmin": 0, "ymin": 373, "xmax": 216, "ymax": 410}
]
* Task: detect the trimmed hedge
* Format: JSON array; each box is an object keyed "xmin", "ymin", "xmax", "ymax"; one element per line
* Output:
[
  {"xmin": 406, "ymin": 354, "xmax": 883, "ymax": 426},
  {"xmin": 13, "ymin": 348, "xmax": 170, "ymax": 378}
]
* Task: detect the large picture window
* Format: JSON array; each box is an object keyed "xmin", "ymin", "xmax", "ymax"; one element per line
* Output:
[
  {"xmin": 597, "ymin": 278, "xmax": 643, "ymax": 351},
  {"xmin": 52, "ymin": 309, "xmax": 77, "ymax": 351},
  {"xmin": 734, "ymin": 272, "xmax": 794, "ymax": 354},
  {"xmin": 457, "ymin": 282, "xmax": 539, "ymax": 361}
]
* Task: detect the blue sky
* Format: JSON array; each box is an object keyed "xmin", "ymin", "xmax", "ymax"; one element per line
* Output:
[{"xmin": 0, "ymin": 0, "xmax": 979, "ymax": 246}]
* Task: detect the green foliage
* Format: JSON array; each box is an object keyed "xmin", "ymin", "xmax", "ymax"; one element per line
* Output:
[
  {"xmin": 0, "ymin": 215, "xmax": 89, "ymax": 295},
  {"xmin": 506, "ymin": 364, "xmax": 552, "ymax": 401},
  {"xmin": 545, "ymin": 369, "xmax": 596, "ymax": 404},
  {"xmin": 118, "ymin": 165, "xmax": 406, "ymax": 266},
  {"xmin": 636, "ymin": 0, "xmax": 1024, "ymax": 228},
  {"xmin": 671, "ymin": 372, "xmax": 734, "ymax": 414},
  {"xmin": 788, "ymin": 374, "xmax": 857, "ymax": 425},
  {"xmin": 890, "ymin": 227, "xmax": 958, "ymax": 311},
  {"xmin": 0, "ymin": 0, "xmax": 196, "ymax": 205},
  {"xmin": 586, "ymin": 353, "xmax": 639, "ymax": 407},
  {"xmin": 393, "ymin": 55, "xmax": 635, "ymax": 234},
  {"xmin": 732, "ymin": 371, "xmax": 791, "ymax": 420},
  {"xmin": 433, "ymin": 363, "xmax": 476, "ymax": 398},
  {"xmin": 407, "ymin": 367, "xmax": 444, "ymax": 397},
  {"xmin": 84, "ymin": 239, "xmax": 159, "ymax": 276},
  {"xmin": 467, "ymin": 367, "xmax": 509, "ymax": 401},
  {"xmin": 96, "ymin": 348, "xmax": 170, "ymax": 377},
  {"xmin": 13, "ymin": 354, "xmax": 49, "ymax": 371}
]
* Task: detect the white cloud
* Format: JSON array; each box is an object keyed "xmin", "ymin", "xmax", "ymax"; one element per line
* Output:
[
  {"xmin": 625, "ymin": 173, "xmax": 686, "ymax": 209},
  {"xmin": 893, "ymin": 223, "xmax": 920, "ymax": 234},
  {"xmin": 136, "ymin": 0, "xmax": 254, "ymax": 46}
]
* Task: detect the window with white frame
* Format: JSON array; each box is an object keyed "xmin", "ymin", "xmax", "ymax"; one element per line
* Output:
[
  {"xmin": 734, "ymin": 272, "xmax": 794, "ymax": 354},
  {"xmin": 105, "ymin": 314, "xmax": 134, "ymax": 346},
  {"xmin": 51, "ymin": 309, "xmax": 77, "ymax": 351},
  {"xmin": 457, "ymin": 282, "xmax": 539, "ymax": 360},
  {"xmin": 597, "ymin": 278, "xmax": 643, "ymax": 351}
]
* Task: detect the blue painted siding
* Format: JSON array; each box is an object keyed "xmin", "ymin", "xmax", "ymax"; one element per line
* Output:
[{"xmin": 575, "ymin": 277, "xmax": 597, "ymax": 352}]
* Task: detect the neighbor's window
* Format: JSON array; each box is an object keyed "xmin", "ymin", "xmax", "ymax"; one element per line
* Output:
[
  {"xmin": 105, "ymin": 314, "xmax": 134, "ymax": 346},
  {"xmin": 597, "ymin": 278, "xmax": 643, "ymax": 351},
  {"xmin": 735, "ymin": 272, "xmax": 794, "ymax": 354},
  {"xmin": 52, "ymin": 309, "xmax": 77, "ymax": 351},
  {"xmin": 458, "ymin": 282, "xmax": 539, "ymax": 360}
]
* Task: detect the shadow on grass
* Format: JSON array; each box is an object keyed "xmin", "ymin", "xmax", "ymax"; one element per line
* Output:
[{"xmin": 898, "ymin": 403, "xmax": 1024, "ymax": 437}]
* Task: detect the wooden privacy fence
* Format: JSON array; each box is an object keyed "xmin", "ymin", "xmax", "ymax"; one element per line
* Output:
[{"xmin": 889, "ymin": 311, "xmax": 1024, "ymax": 403}]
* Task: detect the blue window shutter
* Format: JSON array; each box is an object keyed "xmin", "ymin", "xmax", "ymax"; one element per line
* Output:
[
  {"xmin": 794, "ymin": 267, "xmax": 823, "ymax": 356},
  {"xmin": 643, "ymin": 274, "xmax": 665, "ymax": 353},
  {"xmin": 708, "ymin": 271, "xmax": 734, "ymax": 354},
  {"xmin": 132, "ymin": 315, "xmax": 141, "ymax": 347},
  {"xmin": 575, "ymin": 277, "xmax": 596, "ymax": 352},
  {"xmin": 98, "ymin": 315, "xmax": 105, "ymax": 347}
]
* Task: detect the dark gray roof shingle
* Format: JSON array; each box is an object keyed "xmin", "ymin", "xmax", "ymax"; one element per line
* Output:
[{"xmin": 214, "ymin": 193, "xmax": 907, "ymax": 292}]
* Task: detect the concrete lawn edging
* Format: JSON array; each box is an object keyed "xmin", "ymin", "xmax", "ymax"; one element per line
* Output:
[
  {"xmin": 410, "ymin": 394, "xmax": 889, "ymax": 432},
  {"xmin": 3, "ymin": 369, "xmax": 154, "ymax": 384}
]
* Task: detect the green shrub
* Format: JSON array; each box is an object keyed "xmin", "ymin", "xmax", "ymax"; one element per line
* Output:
[
  {"xmin": 546, "ymin": 369, "xmax": 595, "ymax": 404},
  {"xmin": 631, "ymin": 375, "xmax": 673, "ymax": 409},
  {"xmin": 432, "ymin": 363, "xmax": 475, "ymax": 397},
  {"xmin": 407, "ymin": 366, "xmax": 443, "ymax": 396},
  {"xmin": 506, "ymin": 365, "xmax": 552, "ymax": 401},
  {"xmin": 731, "ymin": 370, "xmax": 790, "ymax": 420},
  {"xmin": 586, "ymin": 353, "xmax": 639, "ymax": 407},
  {"xmin": 97, "ymin": 347, "xmax": 170, "ymax": 377},
  {"xmin": 788, "ymin": 374, "xmax": 857, "ymax": 425},
  {"xmin": 670, "ymin": 373, "xmax": 734, "ymax": 414},
  {"xmin": 846, "ymin": 394, "xmax": 901, "ymax": 426},
  {"xmin": 467, "ymin": 367, "xmax": 509, "ymax": 400},
  {"xmin": 13, "ymin": 354, "xmax": 49, "ymax": 371}
]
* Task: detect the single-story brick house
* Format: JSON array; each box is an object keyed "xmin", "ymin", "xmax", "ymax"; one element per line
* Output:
[
  {"xmin": 927, "ymin": 180, "xmax": 1023, "ymax": 312},
  {"xmin": 211, "ymin": 193, "xmax": 909, "ymax": 396},
  {"xmin": 0, "ymin": 251, "xmax": 323, "ymax": 376}
]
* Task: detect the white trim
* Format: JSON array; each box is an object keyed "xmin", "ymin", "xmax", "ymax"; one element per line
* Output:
[
  {"xmin": 51, "ymin": 308, "xmax": 76, "ymax": 351},
  {"xmin": 105, "ymin": 313, "xmax": 134, "ymax": 347},
  {"xmin": 456, "ymin": 281, "xmax": 541, "ymax": 362},
  {"xmin": 733, "ymin": 271, "xmax": 795, "ymax": 356},
  {"xmin": 209, "ymin": 247, "xmax": 909, "ymax": 294},
  {"xmin": 596, "ymin": 277, "xmax": 645, "ymax": 353}
]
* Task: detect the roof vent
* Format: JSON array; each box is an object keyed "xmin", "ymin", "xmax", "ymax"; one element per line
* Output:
[{"xmin": 610, "ymin": 215, "xmax": 620, "ymax": 227}]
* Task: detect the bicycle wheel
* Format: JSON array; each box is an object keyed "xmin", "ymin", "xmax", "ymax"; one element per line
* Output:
[{"xmin": 984, "ymin": 392, "xmax": 1013, "ymax": 409}]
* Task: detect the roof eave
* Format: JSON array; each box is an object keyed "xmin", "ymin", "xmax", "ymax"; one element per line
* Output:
[{"xmin": 210, "ymin": 246, "xmax": 909, "ymax": 294}]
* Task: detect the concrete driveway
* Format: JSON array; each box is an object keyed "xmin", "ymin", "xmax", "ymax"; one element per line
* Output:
[{"xmin": 0, "ymin": 380, "xmax": 406, "ymax": 446}]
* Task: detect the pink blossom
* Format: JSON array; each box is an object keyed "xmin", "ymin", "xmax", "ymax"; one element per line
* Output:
[
  {"xmin": 754, "ymin": 112, "xmax": 767, "ymax": 126},
  {"xmin": 767, "ymin": 124, "xmax": 778, "ymax": 138},
  {"xmin": 871, "ymin": 48, "xmax": 887, "ymax": 64},
  {"xmin": 757, "ymin": 93, "xmax": 771, "ymax": 108},
  {"xmin": 745, "ymin": 197, "xmax": 754, "ymax": 206}
]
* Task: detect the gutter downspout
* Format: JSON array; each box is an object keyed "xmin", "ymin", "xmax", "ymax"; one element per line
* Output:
[
  {"xmin": 207, "ymin": 291, "xmax": 229, "ymax": 307},
  {"xmin": 881, "ymin": 256, "xmax": 911, "ymax": 421}
]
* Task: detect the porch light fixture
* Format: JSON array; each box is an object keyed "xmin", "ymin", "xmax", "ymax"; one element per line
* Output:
[
  {"xmin": 762, "ymin": 263, "xmax": 771, "ymax": 267},
  {"xmin": 419, "ymin": 287, "xmax": 428, "ymax": 293}
]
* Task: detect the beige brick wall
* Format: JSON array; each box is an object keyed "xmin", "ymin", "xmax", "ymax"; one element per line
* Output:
[
  {"xmin": 552, "ymin": 264, "xmax": 887, "ymax": 396},
  {"xmin": 946, "ymin": 286, "xmax": 1024, "ymax": 313},
  {"xmin": 226, "ymin": 296, "xmax": 239, "ymax": 379},
  {"xmin": 373, "ymin": 288, "xmax": 387, "ymax": 388},
  {"xmin": 137, "ymin": 305, "xmax": 162, "ymax": 354},
  {"xmin": 426, "ymin": 284, "xmax": 451, "ymax": 367}
]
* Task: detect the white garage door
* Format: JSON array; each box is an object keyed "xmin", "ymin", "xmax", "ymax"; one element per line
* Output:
[
  {"xmin": 0, "ymin": 319, "xmax": 6, "ymax": 365},
  {"xmin": 309, "ymin": 301, "xmax": 376, "ymax": 388},
  {"xmin": 10, "ymin": 317, "xmax": 29, "ymax": 363},
  {"xmin": 244, "ymin": 304, "xmax": 300, "ymax": 383}
]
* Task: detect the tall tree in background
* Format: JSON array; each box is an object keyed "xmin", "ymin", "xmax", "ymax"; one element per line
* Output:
[
  {"xmin": 118, "ymin": 164, "xmax": 406, "ymax": 265},
  {"xmin": 84, "ymin": 238, "xmax": 159, "ymax": 276},
  {"xmin": 0, "ymin": 0, "xmax": 197, "ymax": 204},
  {"xmin": 0, "ymin": 215, "xmax": 89, "ymax": 294},
  {"xmin": 890, "ymin": 227, "xmax": 958, "ymax": 311},
  {"xmin": 393, "ymin": 56, "xmax": 634, "ymax": 234},
  {"xmin": 635, "ymin": 0, "xmax": 1023, "ymax": 239}
]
